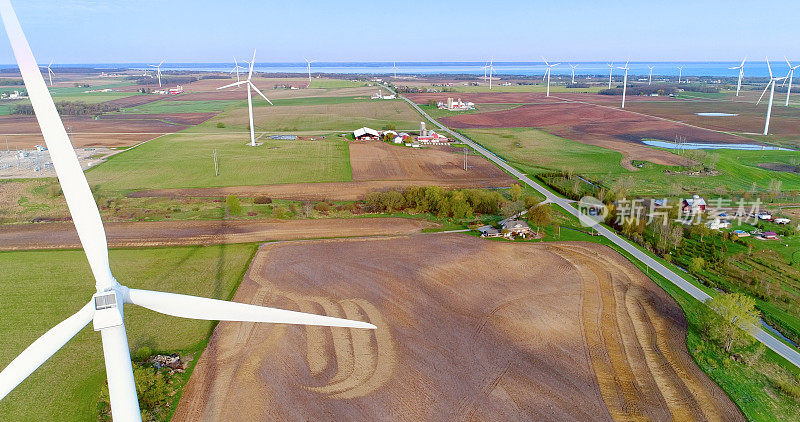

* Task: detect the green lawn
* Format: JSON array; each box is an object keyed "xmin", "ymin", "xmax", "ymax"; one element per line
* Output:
[
  {"xmin": 0, "ymin": 244, "xmax": 258, "ymax": 421},
  {"xmin": 86, "ymin": 133, "xmax": 352, "ymax": 190},
  {"xmin": 462, "ymin": 127, "xmax": 800, "ymax": 195},
  {"xmin": 121, "ymin": 96, "xmax": 370, "ymax": 115},
  {"xmin": 418, "ymin": 83, "xmax": 604, "ymax": 94},
  {"xmin": 308, "ymin": 79, "xmax": 367, "ymax": 89}
]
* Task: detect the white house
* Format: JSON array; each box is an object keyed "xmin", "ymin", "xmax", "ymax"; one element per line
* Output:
[{"xmin": 706, "ymin": 217, "xmax": 731, "ymax": 230}]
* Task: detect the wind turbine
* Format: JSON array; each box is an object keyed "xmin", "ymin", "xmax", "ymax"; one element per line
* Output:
[
  {"xmin": 607, "ymin": 62, "xmax": 614, "ymax": 89},
  {"xmin": 40, "ymin": 59, "xmax": 55, "ymax": 86},
  {"xmin": 304, "ymin": 57, "xmax": 314, "ymax": 88},
  {"xmin": 148, "ymin": 60, "xmax": 164, "ymax": 87},
  {"xmin": 542, "ymin": 57, "xmax": 559, "ymax": 97},
  {"xmin": 647, "ymin": 65, "xmax": 655, "ymax": 85},
  {"xmin": 784, "ymin": 56, "xmax": 798, "ymax": 106},
  {"xmin": 729, "ymin": 57, "xmax": 746, "ymax": 96},
  {"xmin": 677, "ymin": 65, "xmax": 683, "ymax": 84},
  {"xmin": 391, "ymin": 61, "xmax": 397, "ymax": 78},
  {"xmin": 487, "ymin": 57, "xmax": 495, "ymax": 90},
  {"xmin": 218, "ymin": 50, "xmax": 273, "ymax": 147},
  {"xmin": 230, "ymin": 56, "xmax": 245, "ymax": 84},
  {"xmin": 618, "ymin": 61, "xmax": 630, "ymax": 108},
  {"xmin": 756, "ymin": 57, "xmax": 787, "ymax": 135},
  {"xmin": 0, "ymin": 3, "xmax": 376, "ymax": 420},
  {"xmin": 568, "ymin": 63, "xmax": 577, "ymax": 84}
]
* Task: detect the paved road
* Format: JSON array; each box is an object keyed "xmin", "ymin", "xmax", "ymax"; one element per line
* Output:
[{"xmin": 392, "ymin": 87, "xmax": 800, "ymax": 368}]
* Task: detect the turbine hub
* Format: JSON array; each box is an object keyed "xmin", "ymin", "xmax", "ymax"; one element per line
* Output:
[{"xmin": 92, "ymin": 290, "xmax": 123, "ymax": 331}]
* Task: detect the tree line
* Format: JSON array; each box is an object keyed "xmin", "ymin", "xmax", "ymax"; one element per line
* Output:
[{"xmin": 11, "ymin": 101, "xmax": 120, "ymax": 116}]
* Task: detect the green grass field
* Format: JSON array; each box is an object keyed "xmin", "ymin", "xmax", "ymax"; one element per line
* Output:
[
  {"xmin": 308, "ymin": 79, "xmax": 367, "ymax": 89},
  {"xmin": 0, "ymin": 244, "xmax": 258, "ymax": 421},
  {"xmin": 86, "ymin": 133, "xmax": 352, "ymax": 190},
  {"xmin": 409, "ymin": 83, "xmax": 605, "ymax": 94},
  {"xmin": 188, "ymin": 99, "xmax": 425, "ymax": 133},
  {"xmin": 462, "ymin": 127, "xmax": 800, "ymax": 195}
]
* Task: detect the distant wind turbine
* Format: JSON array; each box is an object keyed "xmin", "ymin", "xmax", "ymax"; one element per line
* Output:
[
  {"xmin": 728, "ymin": 57, "xmax": 746, "ymax": 96},
  {"xmin": 149, "ymin": 60, "xmax": 164, "ymax": 87},
  {"xmin": 757, "ymin": 57, "xmax": 787, "ymax": 135},
  {"xmin": 304, "ymin": 57, "xmax": 314, "ymax": 88},
  {"xmin": 569, "ymin": 63, "xmax": 577, "ymax": 84},
  {"xmin": 677, "ymin": 65, "xmax": 684, "ymax": 84},
  {"xmin": 607, "ymin": 62, "xmax": 614, "ymax": 89},
  {"xmin": 647, "ymin": 65, "xmax": 655, "ymax": 85},
  {"xmin": 40, "ymin": 59, "xmax": 55, "ymax": 86},
  {"xmin": 784, "ymin": 57, "xmax": 798, "ymax": 106},
  {"xmin": 218, "ymin": 50, "xmax": 273, "ymax": 147},
  {"xmin": 618, "ymin": 61, "xmax": 630, "ymax": 108},
  {"xmin": 230, "ymin": 57, "xmax": 245, "ymax": 84},
  {"xmin": 542, "ymin": 57, "xmax": 559, "ymax": 97},
  {"xmin": 391, "ymin": 61, "xmax": 397, "ymax": 78},
  {"xmin": 487, "ymin": 57, "xmax": 495, "ymax": 90}
]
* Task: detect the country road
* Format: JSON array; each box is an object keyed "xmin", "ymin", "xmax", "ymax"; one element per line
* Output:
[{"xmin": 391, "ymin": 86, "xmax": 800, "ymax": 369}]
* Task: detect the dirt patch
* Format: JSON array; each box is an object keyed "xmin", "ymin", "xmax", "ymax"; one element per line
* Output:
[
  {"xmin": 128, "ymin": 179, "xmax": 511, "ymax": 202},
  {"xmin": 349, "ymin": 141, "xmax": 514, "ymax": 183},
  {"xmin": 759, "ymin": 163, "xmax": 800, "ymax": 174},
  {"xmin": 0, "ymin": 113, "xmax": 215, "ymax": 148},
  {"xmin": 440, "ymin": 102, "xmax": 648, "ymax": 128},
  {"xmin": 103, "ymin": 95, "xmax": 165, "ymax": 108},
  {"xmin": 173, "ymin": 235, "xmax": 742, "ymax": 421},
  {"xmin": 0, "ymin": 217, "xmax": 434, "ymax": 250}
]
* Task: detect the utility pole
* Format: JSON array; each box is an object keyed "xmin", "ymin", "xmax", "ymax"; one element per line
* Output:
[
  {"xmin": 213, "ymin": 149, "xmax": 219, "ymax": 176},
  {"xmin": 463, "ymin": 145, "xmax": 468, "ymax": 171}
]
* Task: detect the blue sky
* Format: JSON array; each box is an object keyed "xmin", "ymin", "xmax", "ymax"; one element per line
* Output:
[{"xmin": 0, "ymin": 0, "xmax": 797, "ymax": 63}]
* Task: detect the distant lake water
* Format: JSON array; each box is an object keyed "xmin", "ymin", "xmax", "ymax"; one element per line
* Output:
[
  {"xmin": 643, "ymin": 140, "xmax": 792, "ymax": 151},
  {"xmin": 0, "ymin": 61, "xmax": 789, "ymax": 78}
]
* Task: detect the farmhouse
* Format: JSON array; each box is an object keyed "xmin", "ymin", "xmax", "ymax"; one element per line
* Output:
[
  {"xmin": 502, "ymin": 220, "xmax": 532, "ymax": 237},
  {"xmin": 681, "ymin": 195, "xmax": 706, "ymax": 214},
  {"xmin": 706, "ymin": 217, "xmax": 730, "ymax": 230},
  {"xmin": 353, "ymin": 127, "xmax": 380, "ymax": 140},
  {"xmin": 370, "ymin": 90, "xmax": 396, "ymax": 100},
  {"xmin": 478, "ymin": 225, "xmax": 502, "ymax": 238},
  {"xmin": 763, "ymin": 231, "xmax": 779, "ymax": 240},
  {"xmin": 437, "ymin": 97, "xmax": 475, "ymax": 111},
  {"xmin": 167, "ymin": 85, "xmax": 184, "ymax": 95}
]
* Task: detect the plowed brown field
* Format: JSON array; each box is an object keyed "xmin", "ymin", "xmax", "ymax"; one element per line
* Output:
[
  {"xmin": 0, "ymin": 218, "xmax": 434, "ymax": 250},
  {"xmin": 0, "ymin": 113, "xmax": 215, "ymax": 148},
  {"xmin": 349, "ymin": 141, "xmax": 514, "ymax": 183},
  {"xmin": 173, "ymin": 234, "xmax": 742, "ymax": 421}
]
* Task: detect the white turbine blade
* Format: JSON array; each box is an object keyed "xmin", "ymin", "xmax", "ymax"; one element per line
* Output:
[
  {"xmin": 158, "ymin": 60, "xmax": 164, "ymax": 66},
  {"xmin": 100, "ymin": 324, "xmax": 140, "ymax": 419},
  {"xmin": 766, "ymin": 57, "xmax": 773, "ymax": 78},
  {"xmin": 127, "ymin": 289, "xmax": 377, "ymax": 329},
  {"xmin": 551, "ymin": 62, "xmax": 560, "ymax": 67},
  {"xmin": 0, "ymin": 301, "xmax": 94, "ymax": 400},
  {"xmin": 148, "ymin": 64, "xmax": 157, "ymax": 68},
  {"xmin": 248, "ymin": 49, "xmax": 256, "ymax": 79},
  {"xmin": 249, "ymin": 82, "xmax": 273, "ymax": 105},
  {"xmin": 756, "ymin": 82, "xmax": 771, "ymax": 105},
  {"xmin": 217, "ymin": 80, "xmax": 248, "ymax": 90},
  {"xmin": 541, "ymin": 56, "xmax": 549, "ymax": 66},
  {"xmin": 741, "ymin": 57, "xmax": 747, "ymax": 67},
  {"xmin": 786, "ymin": 56, "xmax": 791, "ymax": 68},
  {"xmin": 233, "ymin": 56, "xmax": 238, "ymax": 67},
  {"xmin": 0, "ymin": 0, "xmax": 115, "ymax": 289}
]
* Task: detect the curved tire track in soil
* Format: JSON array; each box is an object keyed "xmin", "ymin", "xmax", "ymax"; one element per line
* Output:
[{"xmin": 174, "ymin": 235, "xmax": 743, "ymax": 421}]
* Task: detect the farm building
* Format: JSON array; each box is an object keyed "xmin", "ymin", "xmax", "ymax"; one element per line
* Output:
[
  {"xmin": 167, "ymin": 85, "xmax": 184, "ymax": 95},
  {"xmin": 502, "ymin": 220, "xmax": 532, "ymax": 237},
  {"xmin": 353, "ymin": 127, "xmax": 380, "ymax": 140},
  {"xmin": 417, "ymin": 121, "xmax": 449, "ymax": 144},
  {"xmin": 681, "ymin": 195, "xmax": 706, "ymax": 214},
  {"xmin": 775, "ymin": 217, "xmax": 791, "ymax": 225},
  {"xmin": 437, "ymin": 97, "xmax": 475, "ymax": 111},
  {"xmin": 478, "ymin": 225, "xmax": 502, "ymax": 238},
  {"xmin": 763, "ymin": 231, "xmax": 779, "ymax": 240},
  {"xmin": 706, "ymin": 217, "xmax": 730, "ymax": 230}
]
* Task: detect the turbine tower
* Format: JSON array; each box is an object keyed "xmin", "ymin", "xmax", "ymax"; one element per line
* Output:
[
  {"xmin": 391, "ymin": 61, "xmax": 397, "ymax": 78},
  {"xmin": 218, "ymin": 50, "xmax": 273, "ymax": 147},
  {"xmin": 487, "ymin": 57, "xmax": 495, "ymax": 90},
  {"xmin": 607, "ymin": 62, "xmax": 614, "ymax": 89},
  {"xmin": 230, "ymin": 56, "xmax": 245, "ymax": 83},
  {"xmin": 647, "ymin": 65, "xmax": 655, "ymax": 85},
  {"xmin": 40, "ymin": 59, "xmax": 55, "ymax": 86},
  {"xmin": 757, "ymin": 57, "xmax": 787, "ymax": 135},
  {"xmin": 784, "ymin": 57, "xmax": 798, "ymax": 106},
  {"xmin": 542, "ymin": 57, "xmax": 559, "ymax": 97},
  {"xmin": 677, "ymin": 65, "xmax": 684, "ymax": 84},
  {"xmin": 618, "ymin": 61, "xmax": 630, "ymax": 108},
  {"xmin": 149, "ymin": 60, "xmax": 164, "ymax": 87},
  {"xmin": 304, "ymin": 57, "xmax": 314, "ymax": 88},
  {"xmin": 569, "ymin": 63, "xmax": 577, "ymax": 84},
  {"xmin": 0, "ymin": 3, "xmax": 376, "ymax": 419},
  {"xmin": 729, "ymin": 57, "xmax": 746, "ymax": 96}
]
